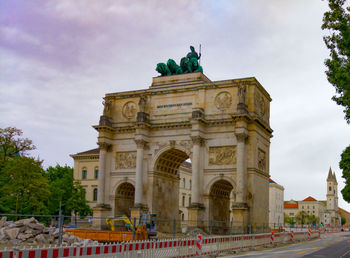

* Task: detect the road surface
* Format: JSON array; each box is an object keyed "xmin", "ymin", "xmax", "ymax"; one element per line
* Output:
[{"xmin": 220, "ymin": 232, "xmax": 350, "ymax": 258}]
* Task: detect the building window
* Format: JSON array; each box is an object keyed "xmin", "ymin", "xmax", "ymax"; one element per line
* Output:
[
  {"xmin": 189, "ymin": 197, "xmax": 191, "ymax": 205},
  {"xmin": 82, "ymin": 168, "xmax": 87, "ymax": 179},
  {"xmin": 181, "ymin": 213, "xmax": 184, "ymax": 221},
  {"xmin": 94, "ymin": 167, "xmax": 99, "ymax": 179},
  {"xmin": 302, "ymin": 206, "xmax": 304, "ymax": 209},
  {"xmin": 290, "ymin": 213, "xmax": 294, "ymax": 216},
  {"xmin": 182, "ymin": 178, "xmax": 186, "ymax": 188},
  {"xmin": 182, "ymin": 196, "xmax": 185, "ymax": 206},
  {"xmin": 189, "ymin": 180, "xmax": 192, "ymax": 190},
  {"xmin": 93, "ymin": 188, "xmax": 98, "ymax": 201},
  {"xmin": 329, "ymin": 186, "xmax": 332, "ymax": 191},
  {"xmin": 313, "ymin": 206, "xmax": 315, "ymax": 209}
]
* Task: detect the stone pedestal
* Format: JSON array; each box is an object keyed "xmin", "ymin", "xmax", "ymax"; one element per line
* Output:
[
  {"xmin": 130, "ymin": 205, "xmax": 149, "ymax": 228},
  {"xmin": 232, "ymin": 203, "xmax": 249, "ymax": 234},
  {"xmin": 92, "ymin": 205, "xmax": 112, "ymax": 230},
  {"xmin": 187, "ymin": 203, "xmax": 205, "ymax": 228}
]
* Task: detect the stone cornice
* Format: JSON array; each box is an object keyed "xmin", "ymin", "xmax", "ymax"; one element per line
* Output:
[
  {"xmin": 92, "ymin": 125, "xmax": 115, "ymax": 133},
  {"xmin": 70, "ymin": 154, "xmax": 99, "ymax": 160}
]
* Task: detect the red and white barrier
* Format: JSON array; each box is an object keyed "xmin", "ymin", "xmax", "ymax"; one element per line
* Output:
[
  {"xmin": 290, "ymin": 230, "xmax": 294, "ymax": 242},
  {"xmin": 0, "ymin": 230, "xmax": 322, "ymax": 258},
  {"xmin": 270, "ymin": 232, "xmax": 274, "ymax": 245},
  {"xmin": 196, "ymin": 234, "xmax": 202, "ymax": 256}
]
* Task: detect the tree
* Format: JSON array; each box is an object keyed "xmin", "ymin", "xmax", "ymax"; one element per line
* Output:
[
  {"xmin": 322, "ymin": 0, "xmax": 350, "ymax": 123},
  {"xmin": 340, "ymin": 146, "xmax": 350, "ymax": 202},
  {"xmin": 67, "ymin": 181, "xmax": 92, "ymax": 220},
  {"xmin": 0, "ymin": 157, "xmax": 50, "ymax": 215},
  {"xmin": 46, "ymin": 165, "xmax": 92, "ymax": 219},
  {"xmin": 46, "ymin": 165, "xmax": 75, "ymax": 216},
  {"xmin": 295, "ymin": 211, "xmax": 309, "ymax": 226},
  {"xmin": 341, "ymin": 216, "xmax": 347, "ymax": 225},
  {"xmin": 284, "ymin": 213, "xmax": 294, "ymax": 226},
  {"xmin": 0, "ymin": 127, "xmax": 35, "ymax": 167},
  {"xmin": 307, "ymin": 214, "xmax": 320, "ymax": 225}
]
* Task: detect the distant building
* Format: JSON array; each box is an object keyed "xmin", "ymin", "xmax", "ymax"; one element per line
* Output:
[
  {"xmin": 269, "ymin": 178, "xmax": 284, "ymax": 226},
  {"xmin": 283, "ymin": 167, "xmax": 341, "ymax": 227}
]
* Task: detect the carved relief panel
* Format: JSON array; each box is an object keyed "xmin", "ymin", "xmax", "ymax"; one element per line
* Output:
[
  {"xmin": 254, "ymin": 91, "xmax": 269, "ymax": 123},
  {"xmin": 209, "ymin": 146, "xmax": 236, "ymax": 165},
  {"xmin": 122, "ymin": 101, "xmax": 137, "ymax": 119},
  {"xmin": 115, "ymin": 151, "xmax": 136, "ymax": 169},
  {"xmin": 257, "ymin": 149, "xmax": 266, "ymax": 172},
  {"xmin": 215, "ymin": 91, "xmax": 232, "ymax": 111}
]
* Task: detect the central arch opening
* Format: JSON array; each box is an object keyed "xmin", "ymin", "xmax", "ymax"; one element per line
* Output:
[
  {"xmin": 114, "ymin": 182, "xmax": 135, "ymax": 217},
  {"xmin": 153, "ymin": 148, "xmax": 190, "ymax": 223},
  {"xmin": 209, "ymin": 179, "xmax": 233, "ymax": 234}
]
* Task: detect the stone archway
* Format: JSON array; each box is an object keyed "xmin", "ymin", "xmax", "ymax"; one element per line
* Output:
[
  {"xmin": 209, "ymin": 180, "xmax": 233, "ymax": 234},
  {"xmin": 152, "ymin": 148, "xmax": 189, "ymax": 221},
  {"xmin": 114, "ymin": 182, "xmax": 135, "ymax": 217}
]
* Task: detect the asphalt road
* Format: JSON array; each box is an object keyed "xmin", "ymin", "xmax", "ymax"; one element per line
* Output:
[{"xmin": 220, "ymin": 232, "xmax": 350, "ymax": 258}]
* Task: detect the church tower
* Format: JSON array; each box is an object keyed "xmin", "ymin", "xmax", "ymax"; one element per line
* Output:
[{"xmin": 327, "ymin": 167, "xmax": 337, "ymax": 211}]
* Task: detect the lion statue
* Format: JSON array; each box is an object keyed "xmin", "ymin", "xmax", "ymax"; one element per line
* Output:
[
  {"xmin": 156, "ymin": 63, "xmax": 171, "ymax": 76},
  {"xmin": 167, "ymin": 59, "xmax": 183, "ymax": 75}
]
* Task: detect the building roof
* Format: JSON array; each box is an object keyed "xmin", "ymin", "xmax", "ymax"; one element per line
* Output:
[
  {"xmin": 284, "ymin": 203, "xmax": 298, "ymax": 209},
  {"xmin": 181, "ymin": 161, "xmax": 192, "ymax": 169},
  {"xmin": 302, "ymin": 196, "xmax": 317, "ymax": 202},
  {"xmin": 74, "ymin": 148, "xmax": 100, "ymax": 155}
]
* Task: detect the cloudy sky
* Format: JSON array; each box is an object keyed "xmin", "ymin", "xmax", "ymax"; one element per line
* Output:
[{"xmin": 1, "ymin": 1, "xmax": 350, "ymax": 210}]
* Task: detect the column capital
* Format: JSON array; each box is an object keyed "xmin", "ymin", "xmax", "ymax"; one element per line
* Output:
[
  {"xmin": 97, "ymin": 142, "xmax": 112, "ymax": 151},
  {"xmin": 191, "ymin": 136, "xmax": 205, "ymax": 146},
  {"xmin": 235, "ymin": 132, "xmax": 248, "ymax": 142},
  {"xmin": 134, "ymin": 139, "xmax": 148, "ymax": 149}
]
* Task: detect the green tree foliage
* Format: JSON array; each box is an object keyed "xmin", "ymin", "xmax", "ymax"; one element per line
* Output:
[
  {"xmin": 295, "ymin": 211, "xmax": 309, "ymax": 226},
  {"xmin": 284, "ymin": 213, "xmax": 294, "ymax": 226},
  {"xmin": 67, "ymin": 181, "xmax": 92, "ymax": 218},
  {"xmin": 46, "ymin": 165, "xmax": 92, "ymax": 218},
  {"xmin": 340, "ymin": 146, "xmax": 350, "ymax": 202},
  {"xmin": 322, "ymin": 0, "xmax": 350, "ymax": 123},
  {"xmin": 0, "ymin": 157, "xmax": 49, "ymax": 215},
  {"xmin": 341, "ymin": 216, "xmax": 347, "ymax": 225},
  {"xmin": 0, "ymin": 127, "xmax": 35, "ymax": 167},
  {"xmin": 0, "ymin": 127, "xmax": 92, "ymax": 219}
]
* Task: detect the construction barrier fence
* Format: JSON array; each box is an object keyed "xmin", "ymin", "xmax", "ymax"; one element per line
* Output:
[{"xmin": 0, "ymin": 230, "xmax": 329, "ymax": 258}]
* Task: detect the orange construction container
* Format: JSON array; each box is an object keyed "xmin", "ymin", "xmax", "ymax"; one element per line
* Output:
[{"xmin": 66, "ymin": 229, "xmax": 147, "ymax": 242}]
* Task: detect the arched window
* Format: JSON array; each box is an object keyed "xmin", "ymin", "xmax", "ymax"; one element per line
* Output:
[
  {"xmin": 94, "ymin": 167, "xmax": 99, "ymax": 179},
  {"xmin": 189, "ymin": 196, "xmax": 191, "ymax": 206},
  {"xmin": 82, "ymin": 168, "xmax": 87, "ymax": 179},
  {"xmin": 182, "ymin": 178, "xmax": 186, "ymax": 188},
  {"xmin": 182, "ymin": 196, "xmax": 185, "ymax": 206},
  {"xmin": 93, "ymin": 188, "xmax": 98, "ymax": 201}
]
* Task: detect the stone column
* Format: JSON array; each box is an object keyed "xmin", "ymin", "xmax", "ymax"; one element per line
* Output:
[
  {"xmin": 231, "ymin": 129, "xmax": 249, "ymax": 233},
  {"xmin": 93, "ymin": 142, "xmax": 111, "ymax": 229},
  {"xmin": 188, "ymin": 136, "xmax": 205, "ymax": 228},
  {"xmin": 96, "ymin": 142, "xmax": 111, "ymax": 207},
  {"xmin": 235, "ymin": 131, "xmax": 248, "ymax": 203},
  {"xmin": 134, "ymin": 139, "xmax": 147, "ymax": 207},
  {"xmin": 190, "ymin": 136, "xmax": 204, "ymax": 205}
]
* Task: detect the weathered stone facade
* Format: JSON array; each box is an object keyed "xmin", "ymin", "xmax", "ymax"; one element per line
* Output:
[{"xmin": 73, "ymin": 72, "xmax": 273, "ymax": 232}]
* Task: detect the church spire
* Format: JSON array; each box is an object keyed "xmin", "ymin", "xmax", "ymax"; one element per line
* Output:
[{"xmin": 327, "ymin": 167, "xmax": 333, "ymax": 181}]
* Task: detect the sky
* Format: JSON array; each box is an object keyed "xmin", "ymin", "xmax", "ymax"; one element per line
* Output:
[{"xmin": 1, "ymin": 1, "xmax": 350, "ymax": 210}]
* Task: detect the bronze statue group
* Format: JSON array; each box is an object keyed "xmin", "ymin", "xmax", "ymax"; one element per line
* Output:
[{"xmin": 156, "ymin": 46, "xmax": 203, "ymax": 76}]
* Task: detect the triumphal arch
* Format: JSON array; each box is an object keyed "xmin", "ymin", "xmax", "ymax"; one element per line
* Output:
[{"xmin": 93, "ymin": 50, "xmax": 272, "ymax": 232}]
